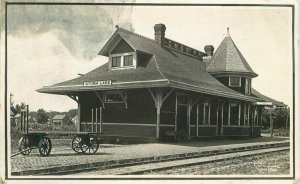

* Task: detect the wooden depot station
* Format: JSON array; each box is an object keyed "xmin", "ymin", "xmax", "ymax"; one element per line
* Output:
[{"xmin": 38, "ymin": 24, "xmax": 285, "ymax": 141}]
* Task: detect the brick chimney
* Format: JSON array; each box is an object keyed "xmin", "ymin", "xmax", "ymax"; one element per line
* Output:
[
  {"xmin": 154, "ymin": 23, "xmax": 166, "ymax": 45},
  {"xmin": 204, "ymin": 45, "xmax": 214, "ymax": 57}
]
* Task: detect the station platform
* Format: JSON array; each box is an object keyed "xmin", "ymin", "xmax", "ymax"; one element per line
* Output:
[{"xmin": 10, "ymin": 136, "xmax": 289, "ymax": 176}]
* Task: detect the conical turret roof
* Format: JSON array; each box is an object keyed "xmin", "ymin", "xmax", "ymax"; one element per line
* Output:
[{"xmin": 207, "ymin": 30, "xmax": 258, "ymax": 77}]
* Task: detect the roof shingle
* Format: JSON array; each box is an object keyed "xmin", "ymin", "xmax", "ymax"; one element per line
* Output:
[
  {"xmin": 206, "ymin": 36, "xmax": 258, "ymax": 77},
  {"xmin": 37, "ymin": 27, "xmax": 260, "ymax": 102}
]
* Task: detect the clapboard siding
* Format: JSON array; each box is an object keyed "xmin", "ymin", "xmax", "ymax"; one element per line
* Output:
[
  {"xmin": 198, "ymin": 126, "xmax": 217, "ymax": 137},
  {"xmin": 223, "ymin": 126, "xmax": 251, "ymax": 136}
]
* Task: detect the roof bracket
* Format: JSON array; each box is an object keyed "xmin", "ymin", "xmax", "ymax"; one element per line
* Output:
[
  {"xmin": 67, "ymin": 94, "xmax": 78, "ymax": 103},
  {"xmin": 94, "ymin": 91, "xmax": 105, "ymax": 109},
  {"xmin": 148, "ymin": 88, "xmax": 157, "ymax": 106},
  {"xmin": 191, "ymin": 96, "xmax": 201, "ymax": 109},
  {"xmin": 162, "ymin": 88, "xmax": 175, "ymax": 104},
  {"xmin": 118, "ymin": 90, "xmax": 128, "ymax": 109}
]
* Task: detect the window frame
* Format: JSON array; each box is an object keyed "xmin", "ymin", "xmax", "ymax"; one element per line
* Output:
[
  {"xmin": 245, "ymin": 78, "xmax": 251, "ymax": 95},
  {"xmin": 123, "ymin": 55, "xmax": 134, "ymax": 66},
  {"xmin": 103, "ymin": 91, "xmax": 127, "ymax": 104},
  {"xmin": 112, "ymin": 56, "xmax": 121, "ymax": 67},
  {"xmin": 110, "ymin": 52, "xmax": 136, "ymax": 69},
  {"xmin": 229, "ymin": 76, "xmax": 241, "ymax": 87}
]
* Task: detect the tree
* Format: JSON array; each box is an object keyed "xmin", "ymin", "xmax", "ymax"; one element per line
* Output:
[
  {"xmin": 36, "ymin": 109, "xmax": 49, "ymax": 124},
  {"xmin": 261, "ymin": 106, "xmax": 290, "ymax": 130},
  {"xmin": 68, "ymin": 109, "xmax": 78, "ymax": 118},
  {"xmin": 15, "ymin": 102, "xmax": 26, "ymax": 113}
]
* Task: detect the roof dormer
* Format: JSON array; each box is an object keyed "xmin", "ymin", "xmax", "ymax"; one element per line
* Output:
[{"xmin": 109, "ymin": 39, "xmax": 137, "ymax": 70}]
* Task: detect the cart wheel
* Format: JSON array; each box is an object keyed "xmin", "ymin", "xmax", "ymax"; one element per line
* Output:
[
  {"xmin": 18, "ymin": 136, "xmax": 32, "ymax": 155},
  {"xmin": 38, "ymin": 137, "xmax": 52, "ymax": 156},
  {"xmin": 72, "ymin": 135, "xmax": 83, "ymax": 153},
  {"xmin": 81, "ymin": 135, "xmax": 99, "ymax": 154}
]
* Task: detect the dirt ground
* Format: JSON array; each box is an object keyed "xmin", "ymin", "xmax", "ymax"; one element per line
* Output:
[{"xmin": 144, "ymin": 150, "xmax": 290, "ymax": 175}]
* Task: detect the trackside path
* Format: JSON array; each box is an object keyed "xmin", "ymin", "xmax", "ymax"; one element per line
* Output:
[{"xmin": 10, "ymin": 138, "xmax": 289, "ymax": 176}]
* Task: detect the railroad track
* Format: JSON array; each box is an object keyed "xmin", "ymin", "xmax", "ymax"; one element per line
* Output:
[
  {"xmin": 90, "ymin": 146, "xmax": 289, "ymax": 175},
  {"xmin": 55, "ymin": 141, "xmax": 289, "ymax": 176}
]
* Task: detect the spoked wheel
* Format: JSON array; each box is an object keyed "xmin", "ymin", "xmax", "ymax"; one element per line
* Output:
[
  {"xmin": 18, "ymin": 136, "xmax": 32, "ymax": 155},
  {"xmin": 38, "ymin": 137, "xmax": 52, "ymax": 156},
  {"xmin": 80, "ymin": 135, "xmax": 99, "ymax": 155},
  {"xmin": 72, "ymin": 135, "xmax": 83, "ymax": 153}
]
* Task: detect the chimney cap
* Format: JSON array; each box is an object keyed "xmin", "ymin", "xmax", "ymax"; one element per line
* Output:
[
  {"xmin": 204, "ymin": 45, "xmax": 214, "ymax": 56},
  {"xmin": 154, "ymin": 23, "xmax": 166, "ymax": 32}
]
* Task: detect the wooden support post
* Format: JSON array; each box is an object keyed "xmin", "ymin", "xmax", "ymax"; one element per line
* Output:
[
  {"xmin": 77, "ymin": 97, "xmax": 81, "ymax": 132},
  {"xmin": 26, "ymin": 105, "xmax": 29, "ymax": 134},
  {"xmin": 96, "ymin": 108, "xmax": 98, "ymax": 133},
  {"xmin": 100, "ymin": 107, "xmax": 103, "ymax": 133},
  {"xmin": 238, "ymin": 102, "xmax": 241, "ymax": 126},
  {"xmin": 216, "ymin": 108, "xmax": 219, "ymax": 136},
  {"xmin": 175, "ymin": 95, "xmax": 178, "ymax": 133},
  {"xmin": 94, "ymin": 91, "xmax": 105, "ymax": 109},
  {"xmin": 155, "ymin": 88, "xmax": 162, "ymax": 139},
  {"xmin": 228, "ymin": 100, "xmax": 231, "ymax": 125},
  {"xmin": 247, "ymin": 104, "xmax": 250, "ymax": 126},
  {"xmin": 187, "ymin": 98, "xmax": 192, "ymax": 140},
  {"xmin": 251, "ymin": 109, "xmax": 254, "ymax": 135},
  {"xmin": 149, "ymin": 88, "xmax": 174, "ymax": 139},
  {"xmin": 208, "ymin": 102, "xmax": 211, "ymax": 125},
  {"xmin": 196, "ymin": 105, "xmax": 199, "ymax": 137},
  {"xmin": 221, "ymin": 103, "xmax": 224, "ymax": 135},
  {"xmin": 92, "ymin": 108, "xmax": 94, "ymax": 132},
  {"xmin": 256, "ymin": 108, "xmax": 259, "ymax": 126},
  {"xmin": 244, "ymin": 103, "xmax": 246, "ymax": 126}
]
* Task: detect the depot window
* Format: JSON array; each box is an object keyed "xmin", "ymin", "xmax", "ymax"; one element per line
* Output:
[
  {"xmin": 112, "ymin": 56, "xmax": 121, "ymax": 67},
  {"xmin": 104, "ymin": 91, "xmax": 127, "ymax": 103},
  {"xmin": 124, "ymin": 55, "xmax": 133, "ymax": 66},
  {"xmin": 245, "ymin": 78, "xmax": 251, "ymax": 95},
  {"xmin": 229, "ymin": 77, "xmax": 241, "ymax": 87}
]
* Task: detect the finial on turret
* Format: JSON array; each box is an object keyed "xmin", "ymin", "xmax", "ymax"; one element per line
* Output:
[
  {"xmin": 227, "ymin": 27, "xmax": 230, "ymax": 37},
  {"xmin": 115, "ymin": 25, "xmax": 119, "ymax": 29}
]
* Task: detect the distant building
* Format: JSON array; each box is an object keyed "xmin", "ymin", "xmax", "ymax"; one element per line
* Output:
[
  {"xmin": 28, "ymin": 116, "xmax": 36, "ymax": 124},
  {"xmin": 52, "ymin": 114, "xmax": 71, "ymax": 127}
]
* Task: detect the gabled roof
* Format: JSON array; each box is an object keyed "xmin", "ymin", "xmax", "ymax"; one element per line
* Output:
[
  {"xmin": 52, "ymin": 114, "xmax": 67, "ymax": 120},
  {"xmin": 37, "ymin": 27, "xmax": 259, "ymax": 102},
  {"xmin": 251, "ymin": 88, "xmax": 286, "ymax": 107},
  {"xmin": 206, "ymin": 34, "xmax": 258, "ymax": 77}
]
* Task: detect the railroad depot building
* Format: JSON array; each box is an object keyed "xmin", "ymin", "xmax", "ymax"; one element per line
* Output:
[{"xmin": 38, "ymin": 24, "xmax": 285, "ymax": 141}]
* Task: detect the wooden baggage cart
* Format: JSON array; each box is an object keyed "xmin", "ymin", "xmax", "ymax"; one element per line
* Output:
[{"xmin": 17, "ymin": 105, "xmax": 102, "ymax": 157}]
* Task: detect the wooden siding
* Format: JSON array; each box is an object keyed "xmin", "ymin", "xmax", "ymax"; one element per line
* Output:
[
  {"xmin": 252, "ymin": 127, "xmax": 261, "ymax": 137},
  {"xmin": 223, "ymin": 126, "xmax": 251, "ymax": 136},
  {"xmin": 197, "ymin": 126, "xmax": 217, "ymax": 137}
]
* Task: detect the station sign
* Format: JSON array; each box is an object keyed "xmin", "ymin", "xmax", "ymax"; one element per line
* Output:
[{"xmin": 83, "ymin": 80, "xmax": 112, "ymax": 87}]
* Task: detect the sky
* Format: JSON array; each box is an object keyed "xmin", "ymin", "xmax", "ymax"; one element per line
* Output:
[{"xmin": 5, "ymin": 4, "xmax": 293, "ymax": 111}]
